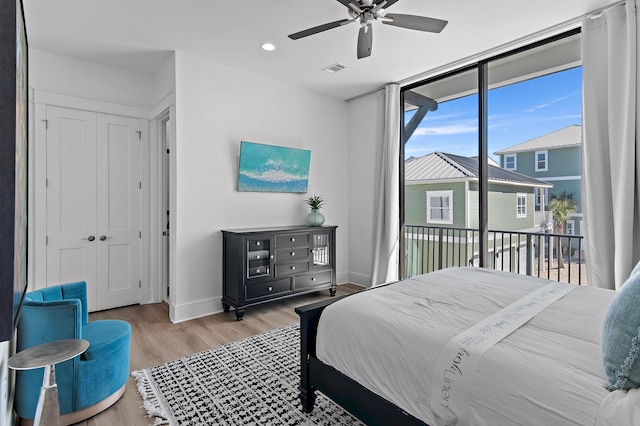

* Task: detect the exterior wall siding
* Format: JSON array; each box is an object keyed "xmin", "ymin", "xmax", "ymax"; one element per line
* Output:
[
  {"xmin": 468, "ymin": 182, "xmax": 536, "ymax": 230},
  {"xmin": 504, "ymin": 147, "xmax": 580, "ymax": 178},
  {"xmin": 405, "ymin": 182, "xmax": 466, "ymax": 227},
  {"xmin": 500, "ymin": 146, "xmax": 582, "ymax": 214}
]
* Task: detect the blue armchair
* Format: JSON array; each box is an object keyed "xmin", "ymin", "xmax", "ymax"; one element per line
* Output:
[{"xmin": 14, "ymin": 281, "xmax": 131, "ymax": 424}]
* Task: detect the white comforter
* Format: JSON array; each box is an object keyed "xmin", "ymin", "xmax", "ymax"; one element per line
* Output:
[{"xmin": 316, "ymin": 267, "xmax": 639, "ymax": 426}]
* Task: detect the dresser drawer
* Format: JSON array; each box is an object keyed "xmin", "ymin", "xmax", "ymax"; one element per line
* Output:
[
  {"xmin": 248, "ymin": 240, "xmax": 270, "ymax": 251},
  {"xmin": 246, "ymin": 279, "xmax": 291, "ymax": 300},
  {"xmin": 295, "ymin": 271, "xmax": 332, "ymax": 291},
  {"xmin": 275, "ymin": 233, "xmax": 309, "ymax": 247},
  {"xmin": 247, "ymin": 250, "xmax": 270, "ymax": 261},
  {"xmin": 275, "ymin": 247, "xmax": 309, "ymax": 262},
  {"xmin": 275, "ymin": 261, "xmax": 309, "ymax": 277}
]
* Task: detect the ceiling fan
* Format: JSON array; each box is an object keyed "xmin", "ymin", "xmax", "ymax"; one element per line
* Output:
[{"xmin": 288, "ymin": 0, "xmax": 448, "ymax": 59}]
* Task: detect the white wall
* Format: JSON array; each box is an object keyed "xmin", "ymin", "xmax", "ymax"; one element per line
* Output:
[
  {"xmin": 152, "ymin": 52, "xmax": 176, "ymax": 107},
  {"xmin": 30, "ymin": 48, "xmax": 156, "ymax": 107},
  {"xmin": 346, "ymin": 90, "xmax": 385, "ymax": 286},
  {"xmin": 170, "ymin": 52, "xmax": 349, "ymax": 322},
  {"xmin": 26, "ymin": 47, "xmax": 350, "ymax": 325}
]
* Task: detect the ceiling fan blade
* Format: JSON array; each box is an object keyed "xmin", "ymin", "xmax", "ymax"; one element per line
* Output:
[
  {"xmin": 357, "ymin": 24, "xmax": 373, "ymax": 59},
  {"xmin": 288, "ymin": 19, "xmax": 353, "ymax": 40},
  {"xmin": 382, "ymin": 13, "xmax": 448, "ymax": 33},
  {"xmin": 375, "ymin": 0, "xmax": 400, "ymax": 8}
]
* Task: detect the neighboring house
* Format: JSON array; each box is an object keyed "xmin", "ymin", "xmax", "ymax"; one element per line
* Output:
[
  {"xmin": 405, "ymin": 151, "xmax": 553, "ymax": 232},
  {"xmin": 404, "ymin": 152, "xmax": 553, "ymax": 275},
  {"xmin": 494, "ymin": 125, "xmax": 582, "ymax": 236}
]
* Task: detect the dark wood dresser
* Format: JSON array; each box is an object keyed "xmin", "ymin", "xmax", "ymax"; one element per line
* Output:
[{"xmin": 221, "ymin": 225, "xmax": 337, "ymax": 320}]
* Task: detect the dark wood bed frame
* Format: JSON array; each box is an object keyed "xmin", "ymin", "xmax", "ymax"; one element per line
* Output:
[{"xmin": 296, "ymin": 296, "xmax": 429, "ymax": 426}]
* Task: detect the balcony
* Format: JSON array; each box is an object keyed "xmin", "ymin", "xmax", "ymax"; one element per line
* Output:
[{"xmin": 403, "ymin": 225, "xmax": 586, "ymax": 285}]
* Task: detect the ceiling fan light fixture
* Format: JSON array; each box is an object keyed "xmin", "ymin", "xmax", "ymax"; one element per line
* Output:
[{"xmin": 261, "ymin": 42, "xmax": 276, "ymax": 51}]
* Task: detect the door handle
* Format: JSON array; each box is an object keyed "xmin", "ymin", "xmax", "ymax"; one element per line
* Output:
[
  {"xmin": 82, "ymin": 235, "xmax": 96, "ymax": 241},
  {"xmin": 99, "ymin": 235, "xmax": 113, "ymax": 241}
]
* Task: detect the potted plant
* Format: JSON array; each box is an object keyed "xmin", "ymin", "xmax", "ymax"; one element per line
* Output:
[{"xmin": 304, "ymin": 194, "xmax": 325, "ymax": 226}]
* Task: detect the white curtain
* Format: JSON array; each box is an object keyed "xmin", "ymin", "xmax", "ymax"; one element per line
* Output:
[
  {"xmin": 371, "ymin": 84, "xmax": 401, "ymax": 286},
  {"xmin": 582, "ymin": 0, "xmax": 640, "ymax": 290}
]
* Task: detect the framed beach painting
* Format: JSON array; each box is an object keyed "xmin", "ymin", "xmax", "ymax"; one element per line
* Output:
[{"xmin": 237, "ymin": 141, "xmax": 311, "ymax": 193}]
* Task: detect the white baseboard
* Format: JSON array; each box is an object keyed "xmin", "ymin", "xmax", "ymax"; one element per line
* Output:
[
  {"xmin": 170, "ymin": 297, "xmax": 221, "ymax": 324},
  {"xmin": 346, "ymin": 271, "xmax": 372, "ymax": 287},
  {"xmin": 336, "ymin": 271, "xmax": 350, "ymax": 285}
]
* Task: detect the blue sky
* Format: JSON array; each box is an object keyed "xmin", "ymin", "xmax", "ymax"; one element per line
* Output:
[{"xmin": 404, "ymin": 67, "xmax": 582, "ymax": 161}]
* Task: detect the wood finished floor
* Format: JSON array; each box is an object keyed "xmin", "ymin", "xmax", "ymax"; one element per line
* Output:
[{"xmin": 75, "ymin": 284, "xmax": 362, "ymax": 426}]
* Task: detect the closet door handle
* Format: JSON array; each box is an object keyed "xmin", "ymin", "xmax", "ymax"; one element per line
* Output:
[
  {"xmin": 82, "ymin": 235, "xmax": 95, "ymax": 241},
  {"xmin": 99, "ymin": 235, "xmax": 112, "ymax": 241}
]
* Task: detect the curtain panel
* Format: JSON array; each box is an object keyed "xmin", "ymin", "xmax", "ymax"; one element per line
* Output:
[
  {"xmin": 582, "ymin": 0, "xmax": 640, "ymax": 290},
  {"xmin": 371, "ymin": 84, "xmax": 401, "ymax": 286}
]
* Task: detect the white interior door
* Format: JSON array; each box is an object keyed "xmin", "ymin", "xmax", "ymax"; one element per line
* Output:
[
  {"xmin": 162, "ymin": 116, "xmax": 171, "ymax": 302},
  {"xmin": 95, "ymin": 114, "xmax": 141, "ymax": 310},
  {"xmin": 45, "ymin": 106, "xmax": 141, "ymax": 311},
  {"xmin": 46, "ymin": 106, "xmax": 99, "ymax": 308}
]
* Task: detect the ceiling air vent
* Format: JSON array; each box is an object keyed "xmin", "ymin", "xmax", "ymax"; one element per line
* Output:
[{"xmin": 322, "ymin": 63, "xmax": 346, "ymax": 74}]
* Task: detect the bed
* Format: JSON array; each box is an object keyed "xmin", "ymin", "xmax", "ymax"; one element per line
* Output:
[{"xmin": 295, "ymin": 267, "xmax": 640, "ymax": 426}]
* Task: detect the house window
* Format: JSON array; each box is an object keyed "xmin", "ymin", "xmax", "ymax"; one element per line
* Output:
[
  {"xmin": 535, "ymin": 150, "xmax": 548, "ymax": 171},
  {"xmin": 535, "ymin": 187, "xmax": 549, "ymax": 207},
  {"xmin": 427, "ymin": 190, "xmax": 453, "ymax": 224},
  {"xmin": 516, "ymin": 193, "xmax": 527, "ymax": 218},
  {"xmin": 504, "ymin": 154, "xmax": 517, "ymax": 170},
  {"xmin": 566, "ymin": 220, "xmax": 575, "ymax": 235}
]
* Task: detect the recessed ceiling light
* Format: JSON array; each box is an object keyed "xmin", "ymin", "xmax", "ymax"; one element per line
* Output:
[{"xmin": 261, "ymin": 42, "xmax": 276, "ymax": 51}]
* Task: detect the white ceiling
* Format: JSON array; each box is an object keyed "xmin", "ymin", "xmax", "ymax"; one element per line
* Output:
[{"xmin": 22, "ymin": 0, "xmax": 620, "ymax": 101}]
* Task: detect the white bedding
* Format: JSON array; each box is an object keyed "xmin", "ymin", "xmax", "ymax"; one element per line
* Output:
[{"xmin": 316, "ymin": 267, "xmax": 635, "ymax": 426}]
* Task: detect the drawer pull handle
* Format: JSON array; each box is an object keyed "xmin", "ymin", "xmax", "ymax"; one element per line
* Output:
[
  {"xmin": 291, "ymin": 237, "xmax": 295, "ymax": 242},
  {"xmin": 256, "ymin": 269, "xmax": 261, "ymax": 274},
  {"xmin": 291, "ymin": 251, "xmax": 295, "ymax": 256},
  {"xmin": 311, "ymin": 277, "xmax": 316, "ymax": 281},
  {"xmin": 268, "ymin": 286, "xmax": 273, "ymax": 292},
  {"xmin": 270, "ymin": 255, "xmax": 274, "ymax": 259},
  {"xmin": 256, "ymin": 255, "xmax": 261, "ymax": 259},
  {"xmin": 256, "ymin": 242, "xmax": 261, "ymax": 246},
  {"xmin": 291, "ymin": 266, "xmax": 296, "ymax": 271}
]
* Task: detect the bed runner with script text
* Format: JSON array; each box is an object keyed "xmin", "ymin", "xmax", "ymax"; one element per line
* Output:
[{"xmin": 430, "ymin": 281, "xmax": 577, "ymax": 426}]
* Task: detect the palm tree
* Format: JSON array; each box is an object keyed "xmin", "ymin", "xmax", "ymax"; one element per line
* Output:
[{"xmin": 548, "ymin": 191, "xmax": 577, "ymax": 269}]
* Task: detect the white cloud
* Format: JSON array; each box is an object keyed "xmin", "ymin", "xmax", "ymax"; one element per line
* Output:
[
  {"xmin": 525, "ymin": 92, "xmax": 579, "ymax": 112},
  {"xmin": 413, "ymin": 120, "xmax": 478, "ymax": 136}
]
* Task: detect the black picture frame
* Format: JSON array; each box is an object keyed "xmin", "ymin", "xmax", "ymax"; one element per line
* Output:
[{"xmin": 0, "ymin": 0, "xmax": 29, "ymax": 342}]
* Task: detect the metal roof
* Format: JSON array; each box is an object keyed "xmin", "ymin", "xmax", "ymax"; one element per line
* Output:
[
  {"xmin": 494, "ymin": 125, "xmax": 581, "ymax": 155},
  {"xmin": 405, "ymin": 152, "xmax": 553, "ymax": 188}
]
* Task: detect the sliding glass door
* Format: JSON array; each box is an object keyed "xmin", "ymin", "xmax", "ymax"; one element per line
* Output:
[
  {"xmin": 402, "ymin": 67, "xmax": 478, "ymax": 277},
  {"xmin": 400, "ymin": 29, "xmax": 585, "ymax": 284}
]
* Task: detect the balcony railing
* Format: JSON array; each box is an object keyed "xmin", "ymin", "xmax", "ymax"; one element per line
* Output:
[{"xmin": 403, "ymin": 225, "xmax": 586, "ymax": 285}]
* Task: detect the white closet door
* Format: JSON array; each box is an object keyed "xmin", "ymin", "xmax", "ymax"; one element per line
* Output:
[
  {"xmin": 95, "ymin": 113, "xmax": 141, "ymax": 310},
  {"xmin": 45, "ymin": 106, "xmax": 141, "ymax": 311},
  {"xmin": 46, "ymin": 106, "xmax": 98, "ymax": 308}
]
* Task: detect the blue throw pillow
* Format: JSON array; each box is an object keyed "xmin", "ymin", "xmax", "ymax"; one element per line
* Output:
[{"xmin": 602, "ymin": 271, "xmax": 640, "ymax": 391}]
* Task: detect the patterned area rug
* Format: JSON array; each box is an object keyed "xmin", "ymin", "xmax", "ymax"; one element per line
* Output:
[{"xmin": 132, "ymin": 324, "xmax": 363, "ymax": 425}]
